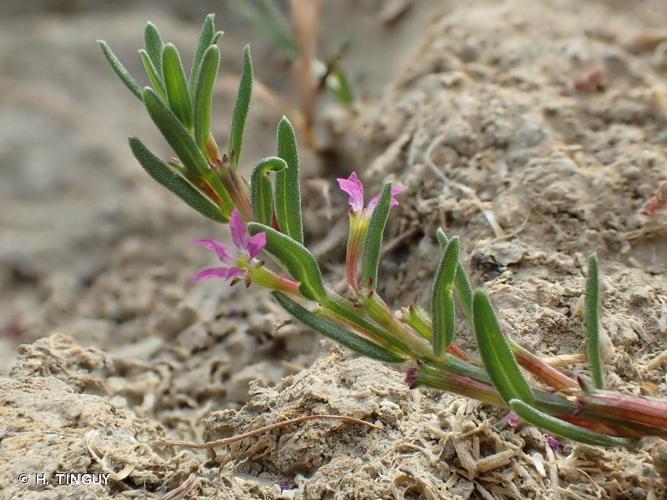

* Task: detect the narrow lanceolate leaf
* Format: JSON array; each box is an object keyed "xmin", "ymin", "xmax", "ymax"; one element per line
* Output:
[
  {"xmin": 129, "ymin": 137, "xmax": 226, "ymax": 222},
  {"xmin": 473, "ymin": 290, "xmax": 534, "ymax": 404},
  {"xmin": 193, "ymin": 45, "xmax": 220, "ymax": 151},
  {"xmin": 273, "ymin": 292, "xmax": 406, "ymax": 363},
  {"xmin": 139, "ymin": 50, "xmax": 166, "ymax": 98},
  {"xmin": 212, "ymin": 31, "xmax": 224, "ymax": 46},
  {"xmin": 251, "ymin": 157, "xmax": 286, "ymax": 225},
  {"xmin": 248, "ymin": 223, "xmax": 324, "ymax": 301},
  {"xmin": 189, "ymin": 13, "xmax": 216, "ymax": 95},
  {"xmin": 274, "ymin": 116, "xmax": 303, "ymax": 243},
  {"xmin": 361, "ymin": 184, "xmax": 392, "ymax": 289},
  {"xmin": 585, "ymin": 254, "xmax": 605, "ymax": 390},
  {"xmin": 142, "ymin": 87, "xmax": 209, "ymax": 176},
  {"xmin": 98, "ymin": 40, "xmax": 142, "ymax": 99},
  {"xmin": 509, "ymin": 399, "xmax": 637, "ymax": 448},
  {"xmin": 431, "ymin": 236, "xmax": 460, "ymax": 356},
  {"xmin": 162, "ymin": 43, "xmax": 193, "ymax": 129},
  {"xmin": 436, "ymin": 228, "xmax": 473, "ymax": 322},
  {"xmin": 144, "ymin": 22, "xmax": 164, "ymax": 76},
  {"xmin": 228, "ymin": 46, "xmax": 253, "ymax": 167}
]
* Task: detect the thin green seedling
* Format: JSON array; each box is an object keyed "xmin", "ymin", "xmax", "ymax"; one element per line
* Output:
[{"xmin": 232, "ymin": 0, "xmax": 354, "ymax": 107}]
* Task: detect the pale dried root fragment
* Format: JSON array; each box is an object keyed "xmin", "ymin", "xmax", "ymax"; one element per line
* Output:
[
  {"xmin": 157, "ymin": 414, "xmax": 381, "ymax": 449},
  {"xmin": 162, "ymin": 473, "xmax": 202, "ymax": 500},
  {"xmin": 476, "ymin": 449, "xmax": 516, "ymax": 473},
  {"xmin": 453, "ymin": 439, "xmax": 478, "ymax": 478},
  {"xmin": 542, "ymin": 353, "xmax": 585, "ymax": 368}
]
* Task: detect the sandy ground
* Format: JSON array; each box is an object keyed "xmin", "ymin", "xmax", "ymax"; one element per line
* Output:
[{"xmin": 1, "ymin": 0, "xmax": 666, "ymax": 498}]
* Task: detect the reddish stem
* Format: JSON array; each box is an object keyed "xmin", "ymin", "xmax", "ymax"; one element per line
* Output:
[
  {"xmin": 579, "ymin": 391, "xmax": 667, "ymax": 431},
  {"xmin": 512, "ymin": 346, "xmax": 578, "ymax": 392}
]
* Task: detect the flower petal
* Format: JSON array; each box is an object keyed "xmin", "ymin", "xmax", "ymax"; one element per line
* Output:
[
  {"xmin": 230, "ymin": 209, "xmax": 249, "ymax": 249},
  {"xmin": 391, "ymin": 184, "xmax": 407, "ymax": 197},
  {"xmin": 546, "ymin": 435, "xmax": 561, "ymax": 454},
  {"xmin": 194, "ymin": 239, "xmax": 232, "ymax": 262},
  {"xmin": 193, "ymin": 266, "xmax": 245, "ymax": 282},
  {"xmin": 389, "ymin": 184, "xmax": 407, "ymax": 208},
  {"xmin": 247, "ymin": 232, "xmax": 267, "ymax": 259},
  {"xmin": 367, "ymin": 184, "xmax": 406, "ymax": 213},
  {"xmin": 337, "ymin": 172, "xmax": 364, "ymax": 212}
]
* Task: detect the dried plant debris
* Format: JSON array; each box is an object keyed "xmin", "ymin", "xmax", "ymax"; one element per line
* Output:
[{"xmin": 2, "ymin": 336, "xmax": 664, "ymax": 498}]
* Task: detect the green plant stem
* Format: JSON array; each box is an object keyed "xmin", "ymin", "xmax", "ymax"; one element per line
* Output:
[
  {"xmin": 199, "ymin": 170, "xmax": 235, "ymax": 217},
  {"xmin": 400, "ymin": 304, "xmax": 467, "ymax": 360},
  {"xmin": 214, "ymin": 161, "xmax": 253, "ymax": 221},
  {"xmin": 416, "ymin": 363, "xmax": 506, "ymax": 407},
  {"xmin": 416, "ymin": 362, "xmax": 662, "ymax": 437},
  {"xmin": 321, "ymin": 292, "xmax": 413, "ymax": 356},
  {"xmin": 358, "ymin": 292, "xmax": 435, "ymax": 359}
]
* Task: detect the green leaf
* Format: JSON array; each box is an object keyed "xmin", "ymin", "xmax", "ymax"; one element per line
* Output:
[
  {"xmin": 139, "ymin": 49, "xmax": 166, "ymax": 99},
  {"xmin": 98, "ymin": 40, "xmax": 142, "ymax": 99},
  {"xmin": 326, "ymin": 66, "xmax": 354, "ymax": 105},
  {"xmin": 248, "ymin": 222, "xmax": 325, "ymax": 301},
  {"xmin": 251, "ymin": 156, "xmax": 286, "ymax": 225},
  {"xmin": 509, "ymin": 399, "xmax": 637, "ymax": 447},
  {"xmin": 360, "ymin": 184, "xmax": 392, "ymax": 289},
  {"xmin": 193, "ymin": 45, "xmax": 220, "ymax": 151},
  {"xmin": 189, "ymin": 13, "xmax": 216, "ymax": 95},
  {"xmin": 142, "ymin": 87, "xmax": 234, "ymax": 216},
  {"xmin": 274, "ymin": 116, "xmax": 304, "ymax": 243},
  {"xmin": 212, "ymin": 31, "xmax": 224, "ymax": 45},
  {"xmin": 436, "ymin": 228, "xmax": 473, "ymax": 322},
  {"xmin": 142, "ymin": 87, "xmax": 209, "ymax": 176},
  {"xmin": 273, "ymin": 292, "xmax": 406, "ymax": 363},
  {"xmin": 472, "ymin": 290, "xmax": 534, "ymax": 404},
  {"xmin": 144, "ymin": 21, "xmax": 164, "ymax": 76},
  {"xmin": 585, "ymin": 254, "xmax": 605, "ymax": 390},
  {"xmin": 431, "ymin": 236, "xmax": 460, "ymax": 356},
  {"xmin": 128, "ymin": 137, "xmax": 226, "ymax": 222},
  {"xmin": 228, "ymin": 45, "xmax": 253, "ymax": 167},
  {"xmin": 162, "ymin": 43, "xmax": 193, "ymax": 129}
]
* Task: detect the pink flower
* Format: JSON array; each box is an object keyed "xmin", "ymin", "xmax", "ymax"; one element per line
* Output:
[
  {"xmin": 546, "ymin": 435, "xmax": 561, "ymax": 454},
  {"xmin": 337, "ymin": 172, "xmax": 405, "ymax": 290},
  {"xmin": 337, "ymin": 172, "xmax": 405, "ymax": 215},
  {"xmin": 405, "ymin": 367, "xmax": 418, "ymax": 389},
  {"xmin": 194, "ymin": 210, "xmax": 266, "ymax": 282}
]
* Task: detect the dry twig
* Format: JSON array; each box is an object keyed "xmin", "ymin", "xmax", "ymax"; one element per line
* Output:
[{"xmin": 158, "ymin": 414, "xmax": 381, "ymax": 449}]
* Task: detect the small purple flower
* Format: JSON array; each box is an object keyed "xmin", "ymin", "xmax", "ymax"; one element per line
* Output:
[
  {"xmin": 507, "ymin": 412, "xmax": 520, "ymax": 428},
  {"xmin": 337, "ymin": 172, "xmax": 405, "ymax": 215},
  {"xmin": 194, "ymin": 210, "xmax": 266, "ymax": 282},
  {"xmin": 405, "ymin": 367, "xmax": 418, "ymax": 389},
  {"xmin": 546, "ymin": 435, "xmax": 561, "ymax": 454},
  {"xmin": 279, "ymin": 479, "xmax": 295, "ymax": 492}
]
